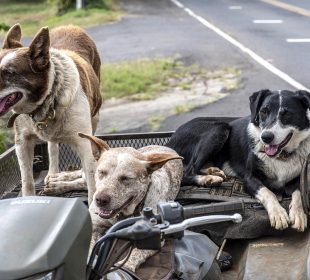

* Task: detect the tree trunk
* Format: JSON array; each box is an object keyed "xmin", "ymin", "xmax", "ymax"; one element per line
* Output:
[{"xmin": 76, "ymin": 0, "xmax": 86, "ymax": 9}]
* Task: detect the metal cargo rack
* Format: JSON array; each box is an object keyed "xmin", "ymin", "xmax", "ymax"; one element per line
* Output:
[
  {"xmin": 0, "ymin": 130, "xmax": 291, "ymax": 210},
  {"xmin": 1, "ymin": 122, "xmax": 310, "ymax": 279}
]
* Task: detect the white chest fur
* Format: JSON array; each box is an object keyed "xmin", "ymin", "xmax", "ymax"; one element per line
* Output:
[
  {"xmin": 256, "ymin": 139, "xmax": 310, "ymax": 188},
  {"xmin": 258, "ymin": 153, "xmax": 303, "ymax": 187}
]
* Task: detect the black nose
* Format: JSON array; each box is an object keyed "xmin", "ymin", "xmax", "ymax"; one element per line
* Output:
[
  {"xmin": 261, "ymin": 131, "xmax": 274, "ymax": 144},
  {"xmin": 95, "ymin": 193, "xmax": 111, "ymax": 207}
]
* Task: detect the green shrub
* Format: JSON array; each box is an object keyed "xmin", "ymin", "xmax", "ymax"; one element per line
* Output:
[
  {"xmin": 0, "ymin": 130, "xmax": 9, "ymax": 154},
  {"xmin": 48, "ymin": 0, "xmax": 74, "ymax": 15},
  {"xmin": 48, "ymin": 0, "xmax": 113, "ymax": 15},
  {"xmin": 0, "ymin": 22, "xmax": 10, "ymax": 32}
]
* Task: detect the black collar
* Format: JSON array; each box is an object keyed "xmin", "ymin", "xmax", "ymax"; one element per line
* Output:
[
  {"xmin": 7, "ymin": 106, "xmax": 56, "ymax": 129},
  {"xmin": 277, "ymin": 149, "xmax": 294, "ymax": 161},
  {"xmin": 260, "ymin": 148, "xmax": 294, "ymax": 161}
]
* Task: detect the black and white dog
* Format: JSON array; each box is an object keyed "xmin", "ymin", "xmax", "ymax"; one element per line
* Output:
[{"xmin": 167, "ymin": 89, "xmax": 310, "ymax": 231}]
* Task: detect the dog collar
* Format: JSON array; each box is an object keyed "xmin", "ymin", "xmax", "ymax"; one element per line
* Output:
[
  {"xmin": 6, "ymin": 107, "xmax": 56, "ymax": 129},
  {"xmin": 7, "ymin": 113, "xmax": 20, "ymax": 128},
  {"xmin": 260, "ymin": 148, "xmax": 293, "ymax": 160},
  {"xmin": 277, "ymin": 150, "xmax": 293, "ymax": 161},
  {"xmin": 29, "ymin": 107, "xmax": 56, "ymax": 130}
]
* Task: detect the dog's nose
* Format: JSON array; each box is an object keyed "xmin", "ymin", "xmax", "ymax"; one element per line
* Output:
[
  {"xmin": 95, "ymin": 193, "xmax": 111, "ymax": 207},
  {"xmin": 261, "ymin": 131, "xmax": 274, "ymax": 144}
]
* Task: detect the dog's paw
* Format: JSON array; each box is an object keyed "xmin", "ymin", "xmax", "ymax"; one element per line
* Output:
[
  {"xmin": 196, "ymin": 175, "xmax": 224, "ymax": 187},
  {"xmin": 44, "ymin": 173, "xmax": 63, "ymax": 185},
  {"xmin": 268, "ymin": 204, "xmax": 289, "ymax": 230},
  {"xmin": 42, "ymin": 186, "xmax": 57, "ymax": 195},
  {"xmin": 45, "ymin": 170, "xmax": 82, "ymax": 184},
  {"xmin": 42, "ymin": 181, "xmax": 63, "ymax": 195},
  {"xmin": 289, "ymin": 205, "xmax": 307, "ymax": 232},
  {"xmin": 200, "ymin": 167, "xmax": 226, "ymax": 179},
  {"xmin": 44, "ymin": 174, "xmax": 53, "ymax": 185}
]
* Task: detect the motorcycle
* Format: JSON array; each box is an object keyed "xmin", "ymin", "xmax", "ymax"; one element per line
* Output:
[{"xmin": 0, "ymin": 197, "xmax": 242, "ymax": 280}]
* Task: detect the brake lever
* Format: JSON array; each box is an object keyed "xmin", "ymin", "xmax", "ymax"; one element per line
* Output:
[{"xmin": 161, "ymin": 213, "xmax": 242, "ymax": 236}]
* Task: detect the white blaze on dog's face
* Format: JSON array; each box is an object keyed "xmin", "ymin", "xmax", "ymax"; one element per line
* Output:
[
  {"xmin": 0, "ymin": 24, "xmax": 52, "ymax": 116},
  {"xmin": 249, "ymin": 89, "xmax": 310, "ymax": 158},
  {"xmin": 78, "ymin": 133, "xmax": 182, "ymax": 223}
]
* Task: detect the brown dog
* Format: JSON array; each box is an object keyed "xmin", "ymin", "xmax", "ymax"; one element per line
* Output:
[{"xmin": 0, "ymin": 24, "xmax": 102, "ymax": 204}]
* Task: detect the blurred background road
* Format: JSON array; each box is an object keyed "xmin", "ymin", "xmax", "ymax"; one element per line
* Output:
[{"xmin": 87, "ymin": 0, "xmax": 310, "ymax": 131}]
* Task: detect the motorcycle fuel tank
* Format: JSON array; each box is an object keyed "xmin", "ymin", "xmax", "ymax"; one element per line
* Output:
[{"xmin": 0, "ymin": 196, "xmax": 92, "ymax": 280}]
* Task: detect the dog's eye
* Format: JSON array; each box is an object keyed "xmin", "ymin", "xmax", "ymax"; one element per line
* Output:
[
  {"xmin": 98, "ymin": 170, "xmax": 108, "ymax": 179},
  {"xmin": 120, "ymin": 176, "xmax": 129, "ymax": 181},
  {"xmin": 260, "ymin": 108, "xmax": 269, "ymax": 116},
  {"xmin": 119, "ymin": 175, "xmax": 134, "ymax": 182},
  {"xmin": 280, "ymin": 109, "xmax": 289, "ymax": 117}
]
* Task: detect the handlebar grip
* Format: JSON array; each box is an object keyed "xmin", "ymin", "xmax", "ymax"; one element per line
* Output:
[{"xmin": 183, "ymin": 201, "xmax": 244, "ymax": 219}]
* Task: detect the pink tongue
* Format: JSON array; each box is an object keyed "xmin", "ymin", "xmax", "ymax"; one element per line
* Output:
[
  {"xmin": 0, "ymin": 95, "xmax": 10, "ymax": 114},
  {"xmin": 265, "ymin": 145, "xmax": 279, "ymax": 156}
]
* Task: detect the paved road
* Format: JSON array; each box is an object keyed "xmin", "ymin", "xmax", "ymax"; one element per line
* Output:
[
  {"xmin": 88, "ymin": 0, "xmax": 310, "ymax": 131},
  {"xmin": 178, "ymin": 0, "xmax": 310, "ymax": 88},
  {"xmin": 2, "ymin": 0, "xmax": 309, "ymax": 132},
  {"xmin": 158, "ymin": 0, "xmax": 310, "ymax": 130},
  {"xmin": 274, "ymin": 0, "xmax": 310, "ymax": 11}
]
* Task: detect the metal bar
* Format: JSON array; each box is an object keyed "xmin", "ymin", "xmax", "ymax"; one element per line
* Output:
[
  {"xmin": 0, "ymin": 146, "xmax": 15, "ymax": 161},
  {"xmin": 162, "ymin": 214, "xmax": 242, "ymax": 235},
  {"xmin": 98, "ymin": 131, "xmax": 174, "ymax": 140}
]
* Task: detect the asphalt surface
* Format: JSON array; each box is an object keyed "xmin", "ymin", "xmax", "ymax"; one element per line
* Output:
[
  {"xmin": 278, "ymin": 0, "xmax": 310, "ymax": 10},
  {"xmin": 157, "ymin": 0, "xmax": 310, "ymax": 130},
  {"xmin": 89, "ymin": 0, "xmax": 310, "ymax": 131},
  {"xmin": 1, "ymin": 0, "xmax": 309, "ymax": 132},
  {"xmin": 87, "ymin": 0, "xmax": 310, "ymax": 131}
]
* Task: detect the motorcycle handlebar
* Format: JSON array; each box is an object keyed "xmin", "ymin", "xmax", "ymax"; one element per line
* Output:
[
  {"xmin": 89, "ymin": 201, "xmax": 244, "ymax": 279},
  {"xmin": 161, "ymin": 213, "xmax": 242, "ymax": 235},
  {"xmin": 183, "ymin": 201, "xmax": 244, "ymax": 219}
]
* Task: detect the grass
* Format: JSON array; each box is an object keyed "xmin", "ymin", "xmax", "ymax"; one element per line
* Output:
[
  {"xmin": 209, "ymin": 67, "xmax": 241, "ymax": 79},
  {"xmin": 101, "ymin": 59, "xmax": 184, "ymax": 100},
  {"xmin": 107, "ymin": 127, "xmax": 118, "ymax": 133},
  {"xmin": 0, "ymin": 0, "xmax": 121, "ymax": 36},
  {"xmin": 100, "ymin": 59, "xmax": 241, "ymax": 101},
  {"xmin": 148, "ymin": 115, "xmax": 165, "ymax": 131},
  {"xmin": 174, "ymin": 104, "xmax": 191, "ymax": 114},
  {"xmin": 0, "ymin": 120, "xmax": 12, "ymax": 154},
  {"xmin": 0, "ymin": 131, "xmax": 9, "ymax": 153}
]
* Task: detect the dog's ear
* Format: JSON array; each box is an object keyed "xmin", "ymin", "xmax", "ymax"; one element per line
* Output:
[
  {"xmin": 143, "ymin": 152, "xmax": 183, "ymax": 173},
  {"xmin": 2, "ymin": 23, "xmax": 23, "ymax": 49},
  {"xmin": 296, "ymin": 90, "xmax": 310, "ymax": 110},
  {"xmin": 78, "ymin": 133, "xmax": 110, "ymax": 160},
  {"xmin": 249, "ymin": 89, "xmax": 271, "ymax": 126},
  {"xmin": 28, "ymin": 27, "xmax": 50, "ymax": 72}
]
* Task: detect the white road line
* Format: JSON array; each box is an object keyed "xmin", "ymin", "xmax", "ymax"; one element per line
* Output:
[
  {"xmin": 229, "ymin": 6, "xmax": 242, "ymax": 10},
  {"xmin": 286, "ymin": 38, "xmax": 310, "ymax": 43},
  {"xmin": 253, "ymin": 19, "xmax": 283, "ymax": 23},
  {"xmin": 171, "ymin": 0, "xmax": 184, "ymax": 8},
  {"xmin": 170, "ymin": 0, "xmax": 309, "ymax": 91}
]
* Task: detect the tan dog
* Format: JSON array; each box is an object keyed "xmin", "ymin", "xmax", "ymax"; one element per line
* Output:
[
  {"xmin": 0, "ymin": 24, "xmax": 102, "ymax": 204},
  {"xmin": 45, "ymin": 133, "xmax": 183, "ymax": 272}
]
